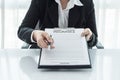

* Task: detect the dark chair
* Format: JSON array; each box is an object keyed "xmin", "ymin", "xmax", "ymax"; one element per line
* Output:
[
  {"xmin": 21, "ymin": 42, "xmax": 30, "ymax": 49},
  {"xmin": 95, "ymin": 41, "xmax": 104, "ymax": 49}
]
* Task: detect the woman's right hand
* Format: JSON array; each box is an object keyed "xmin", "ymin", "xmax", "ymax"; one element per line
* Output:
[{"xmin": 32, "ymin": 30, "xmax": 55, "ymax": 48}]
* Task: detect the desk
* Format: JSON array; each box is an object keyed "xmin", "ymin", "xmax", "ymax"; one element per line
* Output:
[{"xmin": 0, "ymin": 49, "xmax": 120, "ymax": 80}]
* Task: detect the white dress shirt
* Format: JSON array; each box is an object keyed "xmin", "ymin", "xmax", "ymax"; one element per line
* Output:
[
  {"xmin": 31, "ymin": 0, "xmax": 83, "ymax": 42},
  {"xmin": 55, "ymin": 0, "xmax": 83, "ymax": 28}
]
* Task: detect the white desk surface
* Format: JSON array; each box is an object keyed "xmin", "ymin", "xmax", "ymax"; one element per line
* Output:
[{"xmin": 0, "ymin": 49, "xmax": 120, "ymax": 80}]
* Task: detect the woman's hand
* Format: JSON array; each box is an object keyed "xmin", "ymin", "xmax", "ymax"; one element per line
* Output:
[
  {"xmin": 81, "ymin": 28, "xmax": 93, "ymax": 41},
  {"xmin": 33, "ymin": 30, "xmax": 55, "ymax": 48}
]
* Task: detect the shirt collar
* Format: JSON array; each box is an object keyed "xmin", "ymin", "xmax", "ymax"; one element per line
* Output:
[{"xmin": 55, "ymin": 0, "xmax": 83, "ymax": 10}]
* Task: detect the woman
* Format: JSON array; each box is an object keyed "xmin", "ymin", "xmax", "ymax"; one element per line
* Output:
[{"xmin": 18, "ymin": 0, "xmax": 98, "ymax": 48}]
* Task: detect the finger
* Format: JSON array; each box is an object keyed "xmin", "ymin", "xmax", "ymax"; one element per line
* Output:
[
  {"xmin": 81, "ymin": 29, "xmax": 90, "ymax": 37},
  {"xmin": 51, "ymin": 45, "xmax": 55, "ymax": 49},
  {"xmin": 86, "ymin": 28, "xmax": 92, "ymax": 38},
  {"xmin": 37, "ymin": 37, "xmax": 48, "ymax": 48},
  {"xmin": 42, "ymin": 32, "xmax": 52, "ymax": 42},
  {"xmin": 50, "ymin": 38, "xmax": 55, "ymax": 49},
  {"xmin": 81, "ymin": 28, "xmax": 92, "ymax": 41},
  {"xmin": 86, "ymin": 34, "xmax": 92, "ymax": 41}
]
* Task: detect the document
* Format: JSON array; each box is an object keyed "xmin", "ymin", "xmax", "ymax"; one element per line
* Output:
[{"xmin": 38, "ymin": 28, "xmax": 91, "ymax": 69}]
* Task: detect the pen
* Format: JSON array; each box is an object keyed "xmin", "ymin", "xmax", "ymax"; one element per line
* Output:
[{"xmin": 48, "ymin": 35, "xmax": 52, "ymax": 50}]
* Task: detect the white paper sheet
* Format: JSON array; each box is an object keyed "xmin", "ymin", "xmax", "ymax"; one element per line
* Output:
[{"xmin": 39, "ymin": 28, "xmax": 90, "ymax": 66}]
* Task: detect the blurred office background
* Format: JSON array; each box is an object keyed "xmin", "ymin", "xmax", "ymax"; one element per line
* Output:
[{"xmin": 0, "ymin": 0, "xmax": 120, "ymax": 49}]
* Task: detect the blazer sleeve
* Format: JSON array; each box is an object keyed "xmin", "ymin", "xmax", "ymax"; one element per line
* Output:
[
  {"xmin": 17, "ymin": 0, "xmax": 40, "ymax": 44},
  {"xmin": 84, "ymin": 0, "xmax": 98, "ymax": 47}
]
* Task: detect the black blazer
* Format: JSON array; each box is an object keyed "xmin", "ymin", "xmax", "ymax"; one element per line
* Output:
[{"xmin": 18, "ymin": 0, "xmax": 98, "ymax": 48}]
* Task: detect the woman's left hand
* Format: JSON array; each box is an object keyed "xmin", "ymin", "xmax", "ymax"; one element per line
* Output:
[{"xmin": 81, "ymin": 28, "xmax": 93, "ymax": 41}]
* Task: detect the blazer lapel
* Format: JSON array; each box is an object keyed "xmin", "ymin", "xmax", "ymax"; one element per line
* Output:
[
  {"xmin": 68, "ymin": 6, "xmax": 84, "ymax": 27},
  {"xmin": 47, "ymin": 2, "xmax": 58, "ymax": 27}
]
